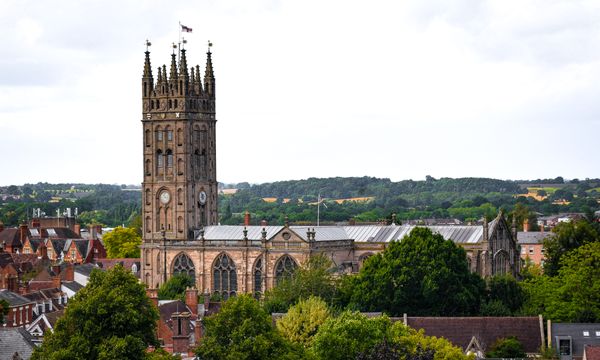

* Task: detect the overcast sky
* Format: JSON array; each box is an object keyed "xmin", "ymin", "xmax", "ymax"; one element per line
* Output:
[{"xmin": 1, "ymin": 0, "xmax": 599, "ymax": 186}]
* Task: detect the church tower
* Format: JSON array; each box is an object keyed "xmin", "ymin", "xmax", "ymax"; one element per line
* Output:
[{"xmin": 141, "ymin": 43, "xmax": 218, "ymax": 247}]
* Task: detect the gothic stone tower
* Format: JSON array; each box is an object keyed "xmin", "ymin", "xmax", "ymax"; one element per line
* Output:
[{"xmin": 141, "ymin": 45, "xmax": 217, "ymax": 287}]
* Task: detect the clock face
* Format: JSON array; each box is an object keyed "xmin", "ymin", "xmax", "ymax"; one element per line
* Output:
[
  {"xmin": 198, "ymin": 191, "xmax": 207, "ymax": 205},
  {"xmin": 159, "ymin": 191, "xmax": 171, "ymax": 204}
]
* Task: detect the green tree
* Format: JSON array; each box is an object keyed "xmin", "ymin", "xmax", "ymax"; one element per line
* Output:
[
  {"xmin": 264, "ymin": 254, "xmax": 339, "ymax": 313},
  {"xmin": 310, "ymin": 312, "xmax": 394, "ymax": 360},
  {"xmin": 276, "ymin": 296, "xmax": 330, "ymax": 348},
  {"xmin": 481, "ymin": 275, "xmax": 525, "ymax": 315},
  {"xmin": 102, "ymin": 226, "xmax": 142, "ymax": 258},
  {"xmin": 543, "ymin": 220, "xmax": 600, "ymax": 276},
  {"xmin": 344, "ymin": 227, "xmax": 485, "ymax": 316},
  {"xmin": 310, "ymin": 312, "xmax": 470, "ymax": 360},
  {"xmin": 195, "ymin": 295, "xmax": 304, "ymax": 360},
  {"xmin": 32, "ymin": 265, "xmax": 159, "ymax": 360},
  {"xmin": 485, "ymin": 337, "xmax": 526, "ymax": 358},
  {"xmin": 522, "ymin": 242, "xmax": 600, "ymax": 322},
  {"xmin": 157, "ymin": 274, "xmax": 195, "ymax": 301},
  {"xmin": 0, "ymin": 299, "xmax": 8, "ymax": 323}
]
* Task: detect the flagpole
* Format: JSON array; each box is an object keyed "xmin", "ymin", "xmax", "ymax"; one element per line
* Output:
[{"xmin": 178, "ymin": 21, "xmax": 181, "ymax": 63}]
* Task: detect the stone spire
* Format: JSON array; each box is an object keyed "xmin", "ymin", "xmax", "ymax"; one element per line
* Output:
[
  {"xmin": 169, "ymin": 52, "xmax": 179, "ymax": 94},
  {"xmin": 180, "ymin": 49, "xmax": 189, "ymax": 82},
  {"xmin": 143, "ymin": 51, "xmax": 153, "ymax": 79},
  {"xmin": 142, "ymin": 50, "xmax": 153, "ymax": 98},
  {"xmin": 204, "ymin": 48, "xmax": 215, "ymax": 97},
  {"xmin": 195, "ymin": 65, "xmax": 203, "ymax": 94}
]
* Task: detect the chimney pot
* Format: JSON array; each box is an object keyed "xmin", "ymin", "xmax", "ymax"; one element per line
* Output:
[{"xmin": 244, "ymin": 211, "xmax": 251, "ymax": 226}]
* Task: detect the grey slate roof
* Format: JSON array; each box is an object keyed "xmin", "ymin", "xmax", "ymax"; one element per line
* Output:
[
  {"xmin": 0, "ymin": 328, "xmax": 35, "ymax": 360},
  {"xmin": 62, "ymin": 281, "xmax": 84, "ymax": 293},
  {"xmin": 0, "ymin": 290, "xmax": 34, "ymax": 307},
  {"xmin": 198, "ymin": 221, "xmax": 499, "ymax": 244},
  {"xmin": 203, "ymin": 226, "xmax": 283, "ymax": 240},
  {"xmin": 74, "ymin": 263, "xmax": 99, "ymax": 277},
  {"xmin": 552, "ymin": 323, "xmax": 600, "ymax": 357},
  {"xmin": 517, "ymin": 231, "xmax": 551, "ymax": 245}
]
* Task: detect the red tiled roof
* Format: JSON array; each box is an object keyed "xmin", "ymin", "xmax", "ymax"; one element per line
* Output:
[
  {"xmin": 586, "ymin": 345, "xmax": 600, "ymax": 360},
  {"xmin": 405, "ymin": 317, "xmax": 542, "ymax": 353}
]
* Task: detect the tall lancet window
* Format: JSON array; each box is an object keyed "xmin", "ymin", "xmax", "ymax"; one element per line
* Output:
[
  {"xmin": 213, "ymin": 253, "xmax": 237, "ymax": 299},
  {"xmin": 254, "ymin": 258, "xmax": 263, "ymax": 298}
]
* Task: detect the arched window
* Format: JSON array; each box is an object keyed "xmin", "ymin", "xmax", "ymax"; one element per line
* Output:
[
  {"xmin": 145, "ymin": 129, "xmax": 151, "ymax": 146},
  {"xmin": 177, "ymin": 158, "xmax": 184, "ymax": 176},
  {"xmin": 177, "ymin": 216, "xmax": 184, "ymax": 233},
  {"xmin": 213, "ymin": 253, "xmax": 237, "ymax": 299},
  {"xmin": 172, "ymin": 253, "xmax": 195, "ymax": 282},
  {"xmin": 177, "ymin": 188, "xmax": 183, "ymax": 205},
  {"xmin": 493, "ymin": 251, "xmax": 507, "ymax": 275},
  {"xmin": 145, "ymin": 189, "xmax": 151, "ymax": 205},
  {"xmin": 275, "ymin": 255, "xmax": 297, "ymax": 285},
  {"xmin": 145, "ymin": 159, "xmax": 151, "ymax": 176},
  {"xmin": 145, "ymin": 216, "xmax": 151, "ymax": 233},
  {"xmin": 254, "ymin": 258, "xmax": 263, "ymax": 298},
  {"xmin": 177, "ymin": 128, "xmax": 183, "ymax": 146}
]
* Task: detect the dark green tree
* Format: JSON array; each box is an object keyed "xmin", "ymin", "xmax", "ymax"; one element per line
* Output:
[
  {"xmin": 481, "ymin": 275, "xmax": 525, "ymax": 315},
  {"xmin": 32, "ymin": 265, "xmax": 159, "ymax": 360},
  {"xmin": 344, "ymin": 227, "xmax": 485, "ymax": 316},
  {"xmin": 485, "ymin": 337, "xmax": 526, "ymax": 358},
  {"xmin": 543, "ymin": 220, "xmax": 600, "ymax": 276},
  {"xmin": 0, "ymin": 299, "xmax": 8, "ymax": 323},
  {"xmin": 195, "ymin": 295, "xmax": 304, "ymax": 360},
  {"xmin": 158, "ymin": 274, "xmax": 195, "ymax": 301}
]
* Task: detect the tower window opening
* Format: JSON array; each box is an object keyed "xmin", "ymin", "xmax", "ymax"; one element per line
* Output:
[
  {"xmin": 174, "ymin": 99, "xmax": 178, "ymax": 108},
  {"xmin": 157, "ymin": 130, "xmax": 163, "ymax": 141},
  {"xmin": 168, "ymin": 100, "xmax": 172, "ymax": 109},
  {"xmin": 156, "ymin": 150, "xmax": 163, "ymax": 169},
  {"xmin": 167, "ymin": 130, "xmax": 173, "ymax": 141},
  {"xmin": 166, "ymin": 150, "xmax": 173, "ymax": 168}
]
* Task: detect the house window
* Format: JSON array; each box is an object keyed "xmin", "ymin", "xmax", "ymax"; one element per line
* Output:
[
  {"xmin": 529, "ymin": 247, "xmax": 534, "ymax": 255},
  {"xmin": 167, "ymin": 130, "xmax": 173, "ymax": 141},
  {"xmin": 213, "ymin": 253, "xmax": 237, "ymax": 300},
  {"xmin": 583, "ymin": 331, "xmax": 590, "ymax": 337},
  {"xmin": 157, "ymin": 130, "xmax": 163, "ymax": 141},
  {"xmin": 71, "ymin": 250, "xmax": 76, "ymax": 259},
  {"xmin": 596, "ymin": 331, "xmax": 600, "ymax": 337},
  {"xmin": 275, "ymin": 255, "xmax": 297, "ymax": 285},
  {"xmin": 559, "ymin": 339, "xmax": 571, "ymax": 355}
]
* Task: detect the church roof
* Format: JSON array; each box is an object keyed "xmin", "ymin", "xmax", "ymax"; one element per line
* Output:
[{"xmin": 198, "ymin": 221, "xmax": 499, "ymax": 244}]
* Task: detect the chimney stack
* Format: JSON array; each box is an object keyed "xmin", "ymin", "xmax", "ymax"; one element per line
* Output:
[
  {"xmin": 185, "ymin": 288, "xmax": 198, "ymax": 315},
  {"xmin": 171, "ymin": 312, "xmax": 191, "ymax": 354},
  {"xmin": 523, "ymin": 219, "xmax": 530, "ymax": 232},
  {"xmin": 65, "ymin": 263, "xmax": 74, "ymax": 281},
  {"xmin": 19, "ymin": 223, "xmax": 28, "ymax": 243},
  {"xmin": 244, "ymin": 211, "xmax": 251, "ymax": 226},
  {"xmin": 74, "ymin": 224, "xmax": 81, "ymax": 237}
]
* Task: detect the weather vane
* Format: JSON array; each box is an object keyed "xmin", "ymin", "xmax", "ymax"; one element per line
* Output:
[
  {"xmin": 208, "ymin": 40, "xmax": 213, "ymax": 52},
  {"xmin": 145, "ymin": 39, "xmax": 152, "ymax": 51}
]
